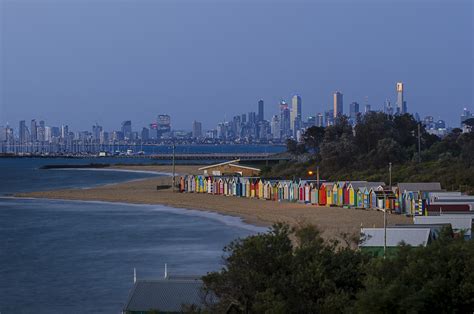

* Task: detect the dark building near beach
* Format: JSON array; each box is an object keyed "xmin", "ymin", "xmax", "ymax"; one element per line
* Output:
[{"xmin": 123, "ymin": 276, "xmax": 210, "ymax": 314}]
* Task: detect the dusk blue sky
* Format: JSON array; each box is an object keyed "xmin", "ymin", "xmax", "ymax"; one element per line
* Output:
[{"xmin": 1, "ymin": 0, "xmax": 472, "ymax": 131}]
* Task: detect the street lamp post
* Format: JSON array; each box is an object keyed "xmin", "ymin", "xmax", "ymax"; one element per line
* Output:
[
  {"xmin": 389, "ymin": 162, "xmax": 392, "ymax": 189},
  {"xmin": 383, "ymin": 191, "xmax": 387, "ymax": 259},
  {"xmin": 172, "ymin": 141, "xmax": 176, "ymax": 192}
]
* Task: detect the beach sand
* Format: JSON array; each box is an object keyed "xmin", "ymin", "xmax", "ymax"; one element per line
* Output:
[{"xmin": 16, "ymin": 164, "xmax": 411, "ymax": 240}]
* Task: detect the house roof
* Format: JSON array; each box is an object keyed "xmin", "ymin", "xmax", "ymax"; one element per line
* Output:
[
  {"xmin": 414, "ymin": 216, "xmax": 472, "ymax": 236},
  {"xmin": 123, "ymin": 278, "xmax": 208, "ymax": 312},
  {"xmin": 198, "ymin": 160, "xmax": 260, "ymax": 172},
  {"xmin": 360, "ymin": 228, "xmax": 431, "ymax": 247},
  {"xmin": 198, "ymin": 159, "xmax": 240, "ymax": 170},
  {"xmin": 392, "ymin": 224, "xmax": 451, "ymax": 239},
  {"xmin": 397, "ymin": 182, "xmax": 442, "ymax": 192}
]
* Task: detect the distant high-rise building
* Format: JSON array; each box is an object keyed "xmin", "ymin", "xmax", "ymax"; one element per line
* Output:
[
  {"xmin": 384, "ymin": 99, "xmax": 393, "ymax": 115},
  {"xmin": 217, "ymin": 122, "xmax": 227, "ymax": 139},
  {"xmin": 271, "ymin": 115, "xmax": 281, "ymax": 140},
  {"xmin": 141, "ymin": 127, "xmax": 149, "ymax": 141},
  {"xmin": 100, "ymin": 131, "xmax": 109, "ymax": 144},
  {"xmin": 279, "ymin": 101, "xmax": 291, "ymax": 139},
  {"xmin": 324, "ymin": 110, "xmax": 334, "ymax": 127},
  {"xmin": 92, "ymin": 124, "xmax": 103, "ymax": 142},
  {"xmin": 192, "ymin": 120, "xmax": 202, "ymax": 138},
  {"xmin": 364, "ymin": 104, "xmax": 371, "ymax": 114},
  {"xmin": 248, "ymin": 112, "xmax": 257, "ymax": 125},
  {"xmin": 317, "ymin": 113, "xmax": 324, "ymax": 127},
  {"xmin": 51, "ymin": 127, "xmax": 60, "ymax": 139},
  {"xmin": 257, "ymin": 99, "xmax": 264, "ymax": 122},
  {"xmin": 37, "ymin": 121, "xmax": 45, "ymax": 142},
  {"xmin": 30, "ymin": 119, "xmax": 37, "ymax": 142},
  {"xmin": 44, "ymin": 126, "xmax": 52, "ymax": 142},
  {"xmin": 19, "ymin": 120, "xmax": 28, "ymax": 144},
  {"xmin": 306, "ymin": 116, "xmax": 316, "ymax": 127},
  {"xmin": 461, "ymin": 107, "xmax": 473, "ymax": 126},
  {"xmin": 61, "ymin": 125, "xmax": 68, "ymax": 139},
  {"xmin": 333, "ymin": 91, "xmax": 343, "ymax": 118},
  {"xmin": 157, "ymin": 115, "xmax": 171, "ymax": 137},
  {"xmin": 121, "ymin": 120, "xmax": 132, "ymax": 140},
  {"xmin": 0, "ymin": 126, "xmax": 6, "ymax": 142},
  {"xmin": 258, "ymin": 120, "xmax": 269, "ymax": 140},
  {"xmin": 290, "ymin": 95, "xmax": 302, "ymax": 133},
  {"xmin": 349, "ymin": 102, "xmax": 360, "ymax": 120},
  {"xmin": 396, "ymin": 82, "xmax": 407, "ymax": 114},
  {"xmin": 241, "ymin": 113, "xmax": 247, "ymax": 124}
]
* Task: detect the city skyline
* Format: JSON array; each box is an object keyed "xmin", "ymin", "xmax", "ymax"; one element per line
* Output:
[{"xmin": 1, "ymin": 1, "xmax": 472, "ymax": 130}]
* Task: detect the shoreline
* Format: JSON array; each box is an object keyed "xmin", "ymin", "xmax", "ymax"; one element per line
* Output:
[
  {"xmin": 14, "ymin": 164, "xmax": 412, "ymax": 240},
  {"xmin": 2, "ymin": 196, "xmax": 267, "ymax": 233}
]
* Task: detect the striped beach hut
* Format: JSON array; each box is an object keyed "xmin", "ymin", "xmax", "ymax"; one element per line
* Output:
[
  {"xmin": 310, "ymin": 183, "xmax": 318, "ymax": 205},
  {"xmin": 272, "ymin": 182, "xmax": 279, "ymax": 201},
  {"xmin": 258, "ymin": 179, "xmax": 265, "ymax": 199},
  {"xmin": 318, "ymin": 183, "xmax": 327, "ymax": 206}
]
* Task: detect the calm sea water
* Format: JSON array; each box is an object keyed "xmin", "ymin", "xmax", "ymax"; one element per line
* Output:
[{"xmin": 0, "ymin": 157, "xmax": 264, "ymax": 313}]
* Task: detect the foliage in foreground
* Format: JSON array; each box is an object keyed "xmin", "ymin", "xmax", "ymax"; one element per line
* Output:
[{"xmin": 202, "ymin": 224, "xmax": 474, "ymax": 313}]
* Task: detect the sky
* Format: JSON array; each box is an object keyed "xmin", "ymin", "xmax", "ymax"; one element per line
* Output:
[{"xmin": 0, "ymin": 0, "xmax": 473, "ymax": 131}]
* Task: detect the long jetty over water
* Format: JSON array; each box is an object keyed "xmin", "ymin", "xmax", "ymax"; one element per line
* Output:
[{"xmin": 0, "ymin": 152, "xmax": 289, "ymax": 161}]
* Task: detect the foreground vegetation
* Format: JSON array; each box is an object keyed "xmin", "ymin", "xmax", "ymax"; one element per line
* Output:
[
  {"xmin": 202, "ymin": 224, "xmax": 474, "ymax": 313},
  {"xmin": 263, "ymin": 113, "xmax": 474, "ymax": 194}
]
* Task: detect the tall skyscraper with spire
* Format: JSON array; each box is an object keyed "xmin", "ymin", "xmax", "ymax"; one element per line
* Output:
[
  {"xmin": 333, "ymin": 91, "xmax": 343, "ymax": 118},
  {"xmin": 396, "ymin": 82, "xmax": 407, "ymax": 114},
  {"xmin": 290, "ymin": 95, "xmax": 302, "ymax": 133}
]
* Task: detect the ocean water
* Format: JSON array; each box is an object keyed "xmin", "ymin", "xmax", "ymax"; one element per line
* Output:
[{"xmin": 0, "ymin": 158, "xmax": 264, "ymax": 313}]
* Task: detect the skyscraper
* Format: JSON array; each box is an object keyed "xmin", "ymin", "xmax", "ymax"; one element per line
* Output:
[
  {"xmin": 317, "ymin": 113, "xmax": 324, "ymax": 127},
  {"xmin": 257, "ymin": 99, "xmax": 264, "ymax": 122},
  {"xmin": 92, "ymin": 124, "xmax": 102, "ymax": 142},
  {"xmin": 19, "ymin": 120, "xmax": 28, "ymax": 144},
  {"xmin": 141, "ymin": 127, "xmax": 150, "ymax": 141},
  {"xmin": 279, "ymin": 101, "xmax": 291, "ymax": 139},
  {"xmin": 61, "ymin": 125, "xmax": 69, "ymax": 139},
  {"xmin": 396, "ymin": 82, "xmax": 407, "ymax": 114},
  {"xmin": 30, "ymin": 119, "xmax": 37, "ymax": 142},
  {"xmin": 333, "ymin": 91, "xmax": 343, "ymax": 118},
  {"xmin": 364, "ymin": 104, "xmax": 371, "ymax": 114},
  {"xmin": 290, "ymin": 95, "xmax": 302, "ymax": 133},
  {"xmin": 271, "ymin": 115, "xmax": 281, "ymax": 140},
  {"xmin": 384, "ymin": 99, "xmax": 393, "ymax": 115},
  {"xmin": 37, "ymin": 120, "xmax": 45, "ymax": 142},
  {"xmin": 157, "ymin": 115, "xmax": 171, "ymax": 137},
  {"xmin": 349, "ymin": 102, "xmax": 360, "ymax": 120},
  {"xmin": 192, "ymin": 120, "xmax": 202, "ymax": 138},
  {"xmin": 121, "ymin": 120, "xmax": 132, "ymax": 140}
]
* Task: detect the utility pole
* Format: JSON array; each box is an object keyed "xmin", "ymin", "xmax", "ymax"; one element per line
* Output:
[
  {"xmin": 383, "ymin": 191, "xmax": 387, "ymax": 259},
  {"xmin": 417, "ymin": 123, "xmax": 421, "ymax": 163},
  {"xmin": 389, "ymin": 162, "xmax": 392, "ymax": 188},
  {"xmin": 172, "ymin": 141, "xmax": 176, "ymax": 192},
  {"xmin": 316, "ymin": 166, "xmax": 320, "ymax": 188}
]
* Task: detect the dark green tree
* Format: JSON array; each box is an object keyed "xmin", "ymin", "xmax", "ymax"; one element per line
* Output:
[{"xmin": 355, "ymin": 231, "xmax": 474, "ymax": 313}]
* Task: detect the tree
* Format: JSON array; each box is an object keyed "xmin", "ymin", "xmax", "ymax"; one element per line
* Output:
[
  {"xmin": 355, "ymin": 231, "xmax": 474, "ymax": 313},
  {"xmin": 302, "ymin": 126, "xmax": 325, "ymax": 153},
  {"xmin": 286, "ymin": 139, "xmax": 306, "ymax": 155},
  {"xmin": 202, "ymin": 224, "xmax": 367, "ymax": 313}
]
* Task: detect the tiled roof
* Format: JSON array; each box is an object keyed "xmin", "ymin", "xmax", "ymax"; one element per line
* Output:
[
  {"xmin": 360, "ymin": 228, "xmax": 431, "ymax": 247},
  {"xmin": 123, "ymin": 278, "xmax": 208, "ymax": 312},
  {"xmin": 414, "ymin": 216, "xmax": 472, "ymax": 236},
  {"xmin": 397, "ymin": 182, "xmax": 442, "ymax": 192}
]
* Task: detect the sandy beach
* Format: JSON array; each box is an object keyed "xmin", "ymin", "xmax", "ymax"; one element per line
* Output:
[{"xmin": 15, "ymin": 164, "xmax": 411, "ymax": 240}]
